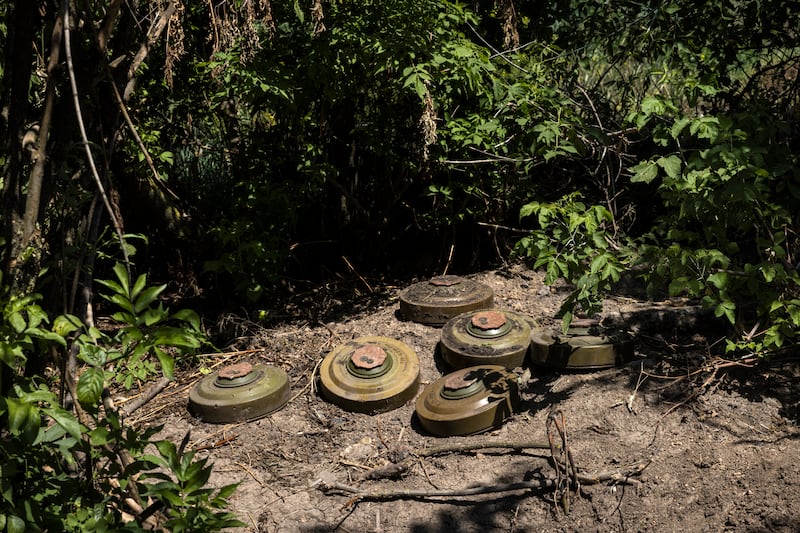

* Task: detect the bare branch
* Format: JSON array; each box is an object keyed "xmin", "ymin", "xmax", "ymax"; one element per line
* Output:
[{"xmin": 64, "ymin": 0, "xmax": 131, "ymax": 268}]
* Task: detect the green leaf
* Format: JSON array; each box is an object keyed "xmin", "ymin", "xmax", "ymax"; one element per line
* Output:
[
  {"xmin": 143, "ymin": 307, "xmax": 169, "ymax": 326},
  {"xmin": 133, "ymin": 285, "xmax": 167, "ymax": 314},
  {"xmin": 155, "ymin": 440, "xmax": 180, "ymax": 469},
  {"xmin": 131, "ymin": 274, "xmax": 148, "ymax": 302},
  {"xmin": 89, "ymin": 427, "xmax": 111, "ymax": 446},
  {"xmin": 154, "ymin": 347, "xmax": 175, "ymax": 380},
  {"xmin": 640, "ymin": 95, "xmax": 666, "ymax": 116},
  {"xmin": 44, "ymin": 405, "xmax": 83, "ymax": 440},
  {"xmin": 95, "ymin": 277, "xmax": 124, "ymax": 294},
  {"xmin": 630, "ymin": 161, "xmax": 659, "ymax": 184},
  {"xmin": 77, "ymin": 367, "xmax": 106, "ymax": 408},
  {"xmin": 215, "ymin": 483, "xmax": 240, "ymax": 500},
  {"xmin": 54, "ymin": 314, "xmax": 83, "ymax": 336},
  {"xmin": 7, "ymin": 515, "xmax": 25, "ymax": 533},
  {"xmin": 707, "ymin": 271, "xmax": 728, "ymax": 289},
  {"xmin": 112, "ymin": 262, "xmax": 131, "ymax": 295},
  {"xmin": 153, "ymin": 327, "xmax": 202, "ymax": 349},
  {"xmin": 6, "ymin": 398, "xmax": 34, "ymax": 434},
  {"xmin": 105, "ymin": 293, "xmax": 135, "ymax": 315},
  {"xmin": 25, "ymin": 327, "xmax": 67, "ymax": 346},
  {"xmin": 172, "ymin": 309, "xmax": 201, "ymax": 331},
  {"xmin": 670, "ymin": 117, "xmax": 692, "ymax": 139},
  {"xmin": 519, "ymin": 202, "xmax": 539, "ymax": 221},
  {"xmin": 293, "ymin": 0, "xmax": 305, "ymax": 23},
  {"xmin": 656, "ymin": 155, "xmax": 682, "ymax": 179},
  {"xmin": 0, "ymin": 342, "xmax": 25, "ymax": 367},
  {"xmin": 714, "ymin": 300, "xmax": 736, "ymax": 324},
  {"xmin": 8, "ymin": 312, "xmax": 26, "ymax": 334}
]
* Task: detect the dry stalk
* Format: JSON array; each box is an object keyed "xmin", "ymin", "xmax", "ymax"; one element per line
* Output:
[
  {"xmin": 338, "ymin": 414, "xmax": 648, "ymax": 512},
  {"xmin": 319, "ymin": 458, "xmax": 648, "ymax": 507}
]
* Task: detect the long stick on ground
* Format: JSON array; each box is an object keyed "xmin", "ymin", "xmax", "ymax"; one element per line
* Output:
[{"xmin": 319, "ymin": 461, "xmax": 649, "ymax": 504}]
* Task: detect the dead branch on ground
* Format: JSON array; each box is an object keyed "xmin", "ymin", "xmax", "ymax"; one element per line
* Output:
[{"xmin": 320, "ymin": 411, "xmax": 649, "ymax": 512}]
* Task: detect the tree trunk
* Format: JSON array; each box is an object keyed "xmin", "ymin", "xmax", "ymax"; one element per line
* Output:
[{"xmin": 1, "ymin": 1, "xmax": 41, "ymax": 293}]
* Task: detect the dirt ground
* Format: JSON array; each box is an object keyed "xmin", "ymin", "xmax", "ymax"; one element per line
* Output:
[{"xmin": 127, "ymin": 263, "xmax": 800, "ymax": 532}]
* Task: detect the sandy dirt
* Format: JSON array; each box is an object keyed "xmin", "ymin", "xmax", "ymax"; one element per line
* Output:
[{"xmin": 126, "ymin": 263, "xmax": 800, "ymax": 532}]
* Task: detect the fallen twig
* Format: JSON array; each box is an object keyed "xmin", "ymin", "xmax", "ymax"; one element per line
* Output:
[
  {"xmin": 356, "ymin": 439, "xmax": 553, "ymax": 482},
  {"xmin": 319, "ymin": 460, "xmax": 648, "ymax": 505},
  {"xmin": 122, "ymin": 376, "xmax": 171, "ymax": 416},
  {"xmin": 415, "ymin": 440, "xmax": 552, "ymax": 457}
]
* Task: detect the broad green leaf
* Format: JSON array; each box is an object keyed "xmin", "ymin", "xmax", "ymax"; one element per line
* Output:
[
  {"xmin": 0, "ymin": 342, "xmax": 25, "ymax": 367},
  {"xmin": 89, "ymin": 426, "xmax": 111, "ymax": 446},
  {"xmin": 154, "ymin": 347, "xmax": 175, "ymax": 380},
  {"xmin": 6, "ymin": 398, "xmax": 35, "ymax": 436},
  {"xmin": 714, "ymin": 300, "xmax": 736, "ymax": 324},
  {"xmin": 8, "ymin": 312, "xmax": 26, "ymax": 334},
  {"xmin": 133, "ymin": 285, "xmax": 167, "ymax": 314},
  {"xmin": 25, "ymin": 327, "xmax": 67, "ymax": 346},
  {"xmin": 630, "ymin": 161, "xmax": 659, "ymax": 184},
  {"xmin": 131, "ymin": 274, "xmax": 148, "ymax": 302},
  {"xmin": 215, "ymin": 483, "xmax": 240, "ymax": 500},
  {"xmin": 761, "ymin": 264, "xmax": 777, "ymax": 282},
  {"xmin": 656, "ymin": 155, "xmax": 682, "ymax": 179},
  {"xmin": 668, "ymin": 277, "xmax": 688, "ymax": 296},
  {"xmin": 519, "ymin": 202, "xmax": 539, "ymax": 221},
  {"xmin": 707, "ymin": 271, "xmax": 728, "ymax": 289},
  {"xmin": 143, "ymin": 307, "xmax": 169, "ymax": 326},
  {"xmin": 670, "ymin": 117, "xmax": 692, "ymax": 139},
  {"xmin": 153, "ymin": 327, "xmax": 202, "ymax": 349},
  {"xmin": 34, "ymin": 421, "xmax": 67, "ymax": 445},
  {"xmin": 44, "ymin": 405, "xmax": 83, "ymax": 440},
  {"xmin": 95, "ymin": 278, "xmax": 124, "ymax": 297},
  {"xmin": 155, "ymin": 440, "xmax": 180, "ymax": 471},
  {"xmin": 105, "ymin": 293, "xmax": 135, "ymax": 314},
  {"xmin": 77, "ymin": 367, "xmax": 105, "ymax": 408},
  {"xmin": 54, "ymin": 314, "xmax": 83, "ymax": 337},
  {"xmin": 172, "ymin": 309, "xmax": 201, "ymax": 331},
  {"xmin": 7, "ymin": 515, "xmax": 25, "ymax": 533},
  {"xmin": 112, "ymin": 262, "xmax": 131, "ymax": 295},
  {"xmin": 640, "ymin": 95, "xmax": 666, "ymax": 116}
]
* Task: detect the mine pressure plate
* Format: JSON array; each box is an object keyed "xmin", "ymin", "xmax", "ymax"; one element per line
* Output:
[
  {"xmin": 398, "ymin": 275, "xmax": 494, "ymax": 326},
  {"xmin": 188, "ymin": 362, "xmax": 290, "ymax": 423},
  {"xmin": 319, "ymin": 336, "xmax": 420, "ymax": 414},
  {"xmin": 439, "ymin": 309, "xmax": 533, "ymax": 369},
  {"xmin": 415, "ymin": 365, "xmax": 519, "ymax": 437},
  {"xmin": 529, "ymin": 326, "xmax": 635, "ymax": 370}
]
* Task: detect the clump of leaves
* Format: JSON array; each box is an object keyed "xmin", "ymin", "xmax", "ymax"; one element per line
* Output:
[
  {"xmin": 514, "ymin": 193, "xmax": 625, "ymax": 327},
  {"xmin": 140, "ymin": 437, "xmax": 243, "ymax": 532},
  {"xmin": 70, "ymin": 262, "xmax": 205, "ymax": 395},
  {"xmin": 0, "ymin": 267, "xmax": 240, "ymax": 531}
]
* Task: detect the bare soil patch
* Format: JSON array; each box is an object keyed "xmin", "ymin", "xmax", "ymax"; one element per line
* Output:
[{"xmin": 127, "ymin": 264, "xmax": 800, "ymax": 532}]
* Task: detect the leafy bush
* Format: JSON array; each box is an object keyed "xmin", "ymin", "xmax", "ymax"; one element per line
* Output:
[
  {"xmin": 511, "ymin": 1, "xmax": 800, "ymax": 355},
  {"xmin": 0, "ymin": 268, "xmax": 240, "ymax": 531}
]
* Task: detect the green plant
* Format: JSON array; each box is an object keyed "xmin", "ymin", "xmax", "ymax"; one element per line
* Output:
[
  {"xmin": 0, "ymin": 268, "xmax": 240, "ymax": 531},
  {"xmin": 629, "ymin": 101, "xmax": 800, "ymax": 354},
  {"xmin": 514, "ymin": 193, "xmax": 625, "ymax": 326},
  {"xmin": 77, "ymin": 262, "xmax": 206, "ymax": 390},
  {"xmin": 139, "ymin": 438, "xmax": 243, "ymax": 532}
]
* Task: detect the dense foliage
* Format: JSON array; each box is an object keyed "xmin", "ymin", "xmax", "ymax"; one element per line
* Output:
[{"xmin": 1, "ymin": 0, "xmax": 799, "ymax": 528}]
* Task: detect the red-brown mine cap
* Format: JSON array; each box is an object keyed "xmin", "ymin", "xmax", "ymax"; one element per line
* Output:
[
  {"xmin": 351, "ymin": 345, "xmax": 387, "ymax": 369},
  {"xmin": 471, "ymin": 310, "xmax": 506, "ymax": 330},
  {"xmin": 429, "ymin": 275, "xmax": 462, "ymax": 287},
  {"xmin": 218, "ymin": 362, "xmax": 254, "ymax": 379},
  {"xmin": 443, "ymin": 372, "xmax": 479, "ymax": 391}
]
